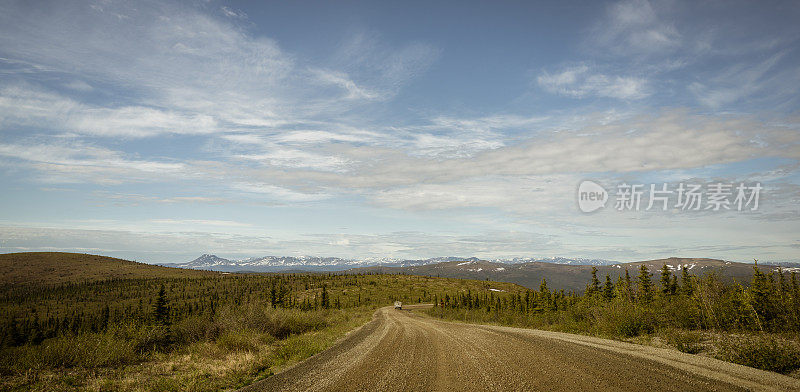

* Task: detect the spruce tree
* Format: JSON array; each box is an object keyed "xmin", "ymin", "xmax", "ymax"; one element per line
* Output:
[
  {"xmin": 669, "ymin": 274, "xmax": 678, "ymax": 296},
  {"xmin": 637, "ymin": 264, "xmax": 654, "ymax": 304},
  {"xmin": 153, "ymin": 284, "xmax": 170, "ymax": 325},
  {"xmin": 539, "ymin": 278, "xmax": 551, "ymax": 310},
  {"xmin": 603, "ymin": 274, "xmax": 615, "ymax": 301},
  {"xmin": 660, "ymin": 264, "xmax": 673, "ymax": 296},
  {"xmin": 587, "ymin": 267, "xmax": 600, "ymax": 296},
  {"xmin": 681, "ymin": 266, "xmax": 694, "ymax": 296},
  {"xmin": 321, "ymin": 284, "xmax": 330, "ymax": 309},
  {"xmin": 750, "ymin": 264, "xmax": 776, "ymax": 328},
  {"xmin": 270, "ymin": 282, "xmax": 278, "ymax": 308},
  {"xmin": 624, "ymin": 269, "xmax": 633, "ymax": 302},
  {"xmin": 615, "ymin": 275, "xmax": 627, "ymax": 300}
]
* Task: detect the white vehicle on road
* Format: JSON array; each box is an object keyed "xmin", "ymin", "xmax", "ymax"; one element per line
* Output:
[{"xmin": 394, "ymin": 301, "xmax": 402, "ymax": 310}]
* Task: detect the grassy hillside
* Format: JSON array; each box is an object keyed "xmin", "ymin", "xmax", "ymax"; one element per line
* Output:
[
  {"xmin": 352, "ymin": 257, "xmax": 780, "ymax": 291},
  {"xmin": 0, "ymin": 252, "xmax": 216, "ymax": 286},
  {"xmin": 0, "ymin": 252, "xmax": 525, "ymax": 391}
]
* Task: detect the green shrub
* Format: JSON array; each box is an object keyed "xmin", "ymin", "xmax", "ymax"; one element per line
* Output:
[
  {"xmin": 216, "ymin": 329, "xmax": 260, "ymax": 352},
  {"xmin": 15, "ymin": 333, "xmax": 141, "ymax": 369},
  {"xmin": 259, "ymin": 308, "xmax": 327, "ymax": 339},
  {"xmin": 717, "ymin": 334, "xmax": 800, "ymax": 374},
  {"xmin": 111, "ymin": 323, "xmax": 173, "ymax": 354},
  {"xmin": 172, "ymin": 314, "xmax": 223, "ymax": 344},
  {"xmin": 663, "ymin": 329, "xmax": 704, "ymax": 354},
  {"xmin": 656, "ymin": 297, "xmax": 701, "ymax": 330},
  {"xmin": 595, "ymin": 303, "xmax": 655, "ymax": 338}
]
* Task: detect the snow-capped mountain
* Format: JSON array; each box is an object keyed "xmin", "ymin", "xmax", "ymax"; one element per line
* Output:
[
  {"xmin": 494, "ymin": 257, "xmax": 617, "ymax": 266},
  {"xmin": 169, "ymin": 254, "xmax": 616, "ymax": 272},
  {"xmin": 181, "ymin": 254, "xmax": 238, "ymax": 269}
]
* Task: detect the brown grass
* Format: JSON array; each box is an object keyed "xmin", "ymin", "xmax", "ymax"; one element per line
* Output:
[{"xmin": 0, "ymin": 252, "xmax": 216, "ymax": 286}]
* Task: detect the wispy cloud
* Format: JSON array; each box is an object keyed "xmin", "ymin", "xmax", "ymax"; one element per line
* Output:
[
  {"xmin": 590, "ymin": 0, "xmax": 681, "ymax": 55},
  {"xmin": 0, "ymin": 141, "xmax": 185, "ymax": 184},
  {"xmin": 689, "ymin": 51, "xmax": 799, "ymax": 108},
  {"xmin": 231, "ymin": 182, "xmax": 329, "ymax": 202},
  {"xmin": 149, "ymin": 219, "xmax": 253, "ymax": 227},
  {"xmin": 0, "ymin": 1, "xmax": 436, "ymax": 140},
  {"xmin": 537, "ymin": 64, "xmax": 650, "ymax": 99},
  {"xmin": 0, "ymin": 0, "xmax": 797, "ymax": 263}
]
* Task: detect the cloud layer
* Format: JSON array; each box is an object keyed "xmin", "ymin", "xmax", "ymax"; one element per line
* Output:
[{"xmin": 0, "ymin": 0, "xmax": 798, "ymax": 262}]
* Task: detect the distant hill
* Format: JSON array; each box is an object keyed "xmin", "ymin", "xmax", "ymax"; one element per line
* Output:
[
  {"xmin": 348, "ymin": 257, "xmax": 782, "ymax": 292},
  {"xmin": 168, "ymin": 254, "xmax": 617, "ymax": 272},
  {"xmin": 0, "ymin": 252, "xmax": 217, "ymax": 286}
]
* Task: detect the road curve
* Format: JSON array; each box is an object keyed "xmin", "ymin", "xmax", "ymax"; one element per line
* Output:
[{"xmin": 241, "ymin": 305, "xmax": 800, "ymax": 392}]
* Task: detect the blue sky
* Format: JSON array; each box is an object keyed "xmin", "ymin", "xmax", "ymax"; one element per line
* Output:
[{"xmin": 1, "ymin": 0, "xmax": 799, "ymax": 263}]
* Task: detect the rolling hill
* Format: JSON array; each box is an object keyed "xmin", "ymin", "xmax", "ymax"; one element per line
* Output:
[
  {"xmin": 168, "ymin": 254, "xmax": 617, "ymax": 272},
  {"xmin": 349, "ymin": 257, "xmax": 783, "ymax": 292},
  {"xmin": 0, "ymin": 252, "xmax": 217, "ymax": 286}
]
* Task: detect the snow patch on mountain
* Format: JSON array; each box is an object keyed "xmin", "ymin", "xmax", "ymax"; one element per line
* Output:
[{"xmin": 172, "ymin": 254, "xmax": 618, "ymax": 272}]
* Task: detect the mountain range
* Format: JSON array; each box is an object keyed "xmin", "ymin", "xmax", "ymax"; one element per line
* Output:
[
  {"xmin": 349, "ymin": 257, "xmax": 790, "ymax": 292},
  {"xmin": 167, "ymin": 255, "xmax": 796, "ymax": 291},
  {"xmin": 166, "ymin": 254, "xmax": 618, "ymax": 272}
]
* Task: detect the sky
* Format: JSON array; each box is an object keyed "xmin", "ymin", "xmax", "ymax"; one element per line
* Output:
[{"xmin": 0, "ymin": 0, "xmax": 799, "ymax": 264}]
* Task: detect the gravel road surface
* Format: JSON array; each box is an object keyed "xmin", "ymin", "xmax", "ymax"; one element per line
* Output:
[{"xmin": 241, "ymin": 304, "xmax": 800, "ymax": 391}]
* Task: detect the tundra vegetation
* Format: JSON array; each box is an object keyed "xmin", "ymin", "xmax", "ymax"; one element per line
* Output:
[
  {"xmin": 427, "ymin": 263, "xmax": 800, "ymax": 375},
  {"xmin": 3, "ymin": 253, "xmax": 800, "ymax": 391},
  {"xmin": 0, "ymin": 253, "xmax": 523, "ymax": 391}
]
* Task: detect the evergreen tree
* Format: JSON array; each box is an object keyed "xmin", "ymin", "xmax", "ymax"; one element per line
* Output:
[
  {"xmin": 660, "ymin": 264, "xmax": 673, "ymax": 296},
  {"xmin": 587, "ymin": 267, "xmax": 600, "ymax": 296},
  {"xmin": 681, "ymin": 266, "xmax": 694, "ymax": 296},
  {"xmin": 270, "ymin": 282, "xmax": 278, "ymax": 308},
  {"xmin": 100, "ymin": 304, "xmax": 110, "ymax": 331},
  {"xmin": 750, "ymin": 264, "xmax": 776, "ymax": 329},
  {"xmin": 603, "ymin": 274, "xmax": 615, "ymax": 301},
  {"xmin": 637, "ymin": 265, "xmax": 654, "ymax": 304},
  {"xmin": 321, "ymin": 284, "xmax": 330, "ymax": 309},
  {"xmin": 539, "ymin": 278, "xmax": 551, "ymax": 310},
  {"xmin": 669, "ymin": 274, "xmax": 678, "ymax": 296},
  {"xmin": 624, "ymin": 269, "xmax": 633, "ymax": 302},
  {"xmin": 615, "ymin": 275, "xmax": 627, "ymax": 300},
  {"xmin": 153, "ymin": 284, "xmax": 170, "ymax": 325}
]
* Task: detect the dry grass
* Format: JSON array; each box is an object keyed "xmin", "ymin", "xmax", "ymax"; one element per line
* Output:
[
  {"xmin": 0, "ymin": 252, "xmax": 215, "ymax": 286},
  {"xmin": 1, "ymin": 308, "xmax": 374, "ymax": 392}
]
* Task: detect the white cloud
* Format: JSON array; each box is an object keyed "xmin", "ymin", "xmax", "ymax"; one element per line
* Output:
[
  {"xmin": 689, "ymin": 52, "xmax": 798, "ymax": 108},
  {"xmin": 63, "ymin": 80, "xmax": 94, "ymax": 92},
  {"xmin": 342, "ymin": 110, "xmax": 795, "ymax": 188},
  {"xmin": 310, "ymin": 68, "xmax": 384, "ymax": 101},
  {"xmin": 331, "ymin": 32, "xmax": 439, "ymax": 96},
  {"xmin": 231, "ymin": 182, "xmax": 329, "ymax": 202},
  {"xmin": 149, "ymin": 219, "xmax": 252, "ymax": 227},
  {"xmin": 0, "ymin": 1, "xmax": 437, "ymax": 138},
  {"xmin": 537, "ymin": 64, "xmax": 649, "ymax": 99},
  {"xmin": 0, "ymin": 84, "xmax": 218, "ymax": 137},
  {"xmin": 220, "ymin": 6, "xmax": 246, "ymax": 19},
  {"xmin": 371, "ymin": 175, "xmax": 576, "ymax": 214},
  {"xmin": 0, "ymin": 142, "xmax": 185, "ymax": 184},
  {"xmin": 591, "ymin": 0, "xmax": 681, "ymax": 55},
  {"xmin": 234, "ymin": 149, "xmax": 352, "ymax": 172},
  {"xmin": 0, "ymin": 0, "xmax": 797, "ymax": 263}
]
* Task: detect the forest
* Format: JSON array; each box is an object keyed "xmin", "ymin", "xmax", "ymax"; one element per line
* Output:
[
  {"xmin": 4, "ymin": 257, "xmax": 800, "ymax": 391},
  {"xmin": 0, "ymin": 270, "xmax": 521, "ymax": 391},
  {"xmin": 427, "ymin": 263, "xmax": 800, "ymax": 375}
]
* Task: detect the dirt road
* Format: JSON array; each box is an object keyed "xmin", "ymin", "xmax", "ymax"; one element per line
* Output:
[{"xmin": 241, "ymin": 305, "xmax": 800, "ymax": 391}]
